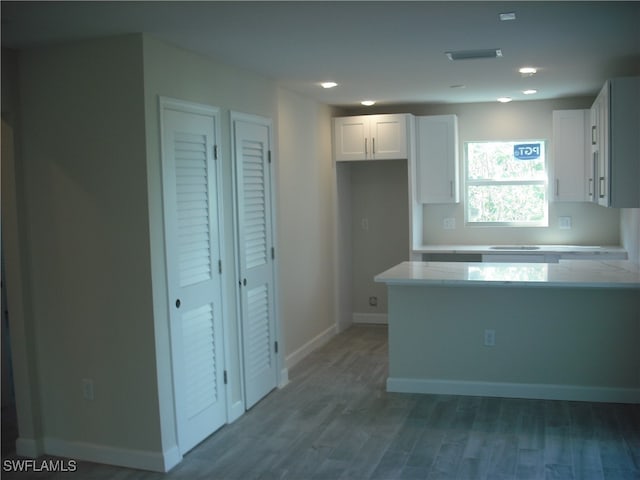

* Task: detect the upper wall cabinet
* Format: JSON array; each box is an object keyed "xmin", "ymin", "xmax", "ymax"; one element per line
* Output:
[
  {"xmin": 415, "ymin": 115, "xmax": 459, "ymax": 204},
  {"xmin": 333, "ymin": 114, "xmax": 408, "ymax": 161},
  {"xmin": 591, "ymin": 77, "xmax": 640, "ymax": 208},
  {"xmin": 552, "ymin": 109, "xmax": 590, "ymax": 202}
]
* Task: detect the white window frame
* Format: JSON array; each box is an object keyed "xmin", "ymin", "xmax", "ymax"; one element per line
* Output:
[{"xmin": 465, "ymin": 140, "xmax": 549, "ymax": 227}]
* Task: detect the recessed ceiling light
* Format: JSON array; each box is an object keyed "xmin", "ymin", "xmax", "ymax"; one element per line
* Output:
[
  {"xmin": 320, "ymin": 82, "xmax": 338, "ymax": 89},
  {"xmin": 361, "ymin": 100, "xmax": 376, "ymax": 106},
  {"xmin": 499, "ymin": 12, "xmax": 516, "ymax": 21},
  {"xmin": 519, "ymin": 67, "xmax": 537, "ymax": 76},
  {"xmin": 522, "ymin": 89, "xmax": 538, "ymax": 95},
  {"xmin": 497, "ymin": 97, "xmax": 513, "ymax": 103}
]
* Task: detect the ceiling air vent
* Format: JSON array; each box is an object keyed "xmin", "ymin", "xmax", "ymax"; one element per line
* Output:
[{"xmin": 445, "ymin": 49, "xmax": 503, "ymax": 61}]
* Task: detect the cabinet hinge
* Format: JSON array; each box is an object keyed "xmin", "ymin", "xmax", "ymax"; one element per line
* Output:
[
  {"xmin": 223, "ymin": 370, "xmax": 228, "ymax": 385},
  {"xmin": 274, "ymin": 341, "xmax": 279, "ymax": 354},
  {"xmin": 268, "ymin": 150, "xmax": 272, "ymax": 164},
  {"xmin": 214, "ymin": 145, "xmax": 218, "ymax": 160},
  {"xmin": 218, "ymin": 260, "xmax": 222, "ymax": 274},
  {"xmin": 271, "ymin": 247, "xmax": 275, "ymax": 260}
]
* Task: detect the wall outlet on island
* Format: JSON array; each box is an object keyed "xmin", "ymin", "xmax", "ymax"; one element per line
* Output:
[
  {"xmin": 443, "ymin": 217, "xmax": 456, "ymax": 230},
  {"xmin": 484, "ymin": 329, "xmax": 496, "ymax": 347},
  {"xmin": 82, "ymin": 378, "xmax": 94, "ymax": 401}
]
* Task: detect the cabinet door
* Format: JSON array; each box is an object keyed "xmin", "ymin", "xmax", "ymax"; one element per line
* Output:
[
  {"xmin": 370, "ymin": 114, "xmax": 407, "ymax": 160},
  {"xmin": 334, "ymin": 114, "xmax": 408, "ymax": 161},
  {"xmin": 415, "ymin": 115, "xmax": 459, "ymax": 204},
  {"xmin": 552, "ymin": 110, "xmax": 588, "ymax": 202},
  {"xmin": 608, "ymin": 77, "xmax": 640, "ymax": 207},
  {"xmin": 334, "ymin": 116, "xmax": 368, "ymax": 161},
  {"xmin": 587, "ymin": 106, "xmax": 598, "ymax": 202},
  {"xmin": 595, "ymin": 81, "xmax": 610, "ymax": 207}
]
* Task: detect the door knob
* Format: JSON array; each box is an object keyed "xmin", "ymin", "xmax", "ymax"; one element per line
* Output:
[{"xmin": 175, "ymin": 299, "xmax": 181, "ymax": 309}]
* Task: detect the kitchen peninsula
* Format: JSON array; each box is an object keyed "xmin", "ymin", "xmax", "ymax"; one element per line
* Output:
[{"xmin": 375, "ymin": 260, "xmax": 640, "ymax": 403}]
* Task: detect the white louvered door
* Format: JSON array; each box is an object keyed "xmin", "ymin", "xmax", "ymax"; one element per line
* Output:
[
  {"xmin": 232, "ymin": 115, "xmax": 278, "ymax": 409},
  {"xmin": 161, "ymin": 101, "xmax": 226, "ymax": 454}
]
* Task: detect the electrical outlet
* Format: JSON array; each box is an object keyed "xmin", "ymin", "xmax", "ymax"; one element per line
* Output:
[
  {"xmin": 443, "ymin": 217, "xmax": 456, "ymax": 230},
  {"xmin": 484, "ymin": 329, "xmax": 496, "ymax": 347},
  {"xmin": 82, "ymin": 378, "xmax": 94, "ymax": 401},
  {"xmin": 558, "ymin": 216, "xmax": 572, "ymax": 229},
  {"xmin": 369, "ymin": 296, "xmax": 378, "ymax": 307}
]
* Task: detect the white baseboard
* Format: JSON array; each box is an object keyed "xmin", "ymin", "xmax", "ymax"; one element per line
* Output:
[
  {"xmin": 42, "ymin": 437, "xmax": 179, "ymax": 472},
  {"xmin": 336, "ymin": 317, "xmax": 352, "ymax": 333},
  {"xmin": 15, "ymin": 437, "xmax": 44, "ymax": 458},
  {"xmin": 285, "ymin": 324, "xmax": 337, "ymax": 370},
  {"xmin": 352, "ymin": 313, "xmax": 388, "ymax": 325},
  {"xmin": 387, "ymin": 377, "xmax": 640, "ymax": 404},
  {"xmin": 161, "ymin": 446, "xmax": 182, "ymax": 472},
  {"xmin": 227, "ymin": 399, "xmax": 245, "ymax": 424},
  {"xmin": 279, "ymin": 368, "xmax": 289, "ymax": 388}
]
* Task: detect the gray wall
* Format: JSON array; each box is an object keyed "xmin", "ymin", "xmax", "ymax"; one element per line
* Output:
[
  {"xmin": 276, "ymin": 87, "xmax": 338, "ymax": 365},
  {"xmin": 13, "ymin": 35, "xmax": 161, "ymax": 454},
  {"xmin": 349, "ymin": 160, "xmax": 409, "ymax": 316}
]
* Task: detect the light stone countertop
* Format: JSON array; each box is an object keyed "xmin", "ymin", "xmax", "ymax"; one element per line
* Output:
[
  {"xmin": 413, "ymin": 244, "xmax": 627, "ymax": 258},
  {"xmin": 375, "ymin": 260, "xmax": 640, "ymax": 289}
]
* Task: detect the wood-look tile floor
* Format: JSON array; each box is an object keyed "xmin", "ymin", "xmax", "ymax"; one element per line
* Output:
[{"xmin": 2, "ymin": 325, "xmax": 639, "ymax": 479}]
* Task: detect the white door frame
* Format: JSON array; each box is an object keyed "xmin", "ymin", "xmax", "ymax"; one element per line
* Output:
[
  {"xmin": 159, "ymin": 96, "xmax": 233, "ymax": 448},
  {"xmin": 230, "ymin": 111, "xmax": 286, "ymax": 410}
]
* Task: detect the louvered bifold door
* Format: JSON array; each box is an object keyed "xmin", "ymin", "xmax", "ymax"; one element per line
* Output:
[
  {"xmin": 161, "ymin": 105, "xmax": 226, "ymax": 454},
  {"xmin": 233, "ymin": 118, "xmax": 278, "ymax": 409}
]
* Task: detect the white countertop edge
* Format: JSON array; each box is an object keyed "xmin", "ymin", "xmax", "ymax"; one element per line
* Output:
[
  {"xmin": 374, "ymin": 260, "xmax": 640, "ymax": 289},
  {"xmin": 375, "ymin": 277, "xmax": 640, "ymax": 289},
  {"xmin": 413, "ymin": 244, "xmax": 627, "ymax": 255}
]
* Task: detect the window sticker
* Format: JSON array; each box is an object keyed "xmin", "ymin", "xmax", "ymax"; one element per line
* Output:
[{"xmin": 513, "ymin": 143, "xmax": 541, "ymax": 160}]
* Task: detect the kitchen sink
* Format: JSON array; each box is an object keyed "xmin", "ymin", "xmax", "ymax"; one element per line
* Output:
[{"xmin": 489, "ymin": 246, "xmax": 541, "ymax": 250}]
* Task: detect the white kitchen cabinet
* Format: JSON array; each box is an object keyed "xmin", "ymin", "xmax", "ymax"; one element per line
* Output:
[
  {"xmin": 551, "ymin": 109, "xmax": 590, "ymax": 202},
  {"xmin": 333, "ymin": 114, "xmax": 408, "ymax": 161},
  {"xmin": 591, "ymin": 77, "xmax": 640, "ymax": 208},
  {"xmin": 415, "ymin": 115, "xmax": 459, "ymax": 204}
]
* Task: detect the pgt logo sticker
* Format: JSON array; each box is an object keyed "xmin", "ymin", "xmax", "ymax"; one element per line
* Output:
[{"xmin": 513, "ymin": 143, "xmax": 541, "ymax": 160}]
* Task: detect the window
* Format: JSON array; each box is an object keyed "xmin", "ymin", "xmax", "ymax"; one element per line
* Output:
[{"xmin": 465, "ymin": 140, "xmax": 548, "ymax": 226}]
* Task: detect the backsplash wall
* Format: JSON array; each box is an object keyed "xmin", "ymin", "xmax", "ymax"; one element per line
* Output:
[{"xmin": 422, "ymin": 202, "xmax": 620, "ymax": 246}]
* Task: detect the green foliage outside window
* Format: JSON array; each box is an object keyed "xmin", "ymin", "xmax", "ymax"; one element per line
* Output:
[{"xmin": 466, "ymin": 141, "xmax": 547, "ymax": 226}]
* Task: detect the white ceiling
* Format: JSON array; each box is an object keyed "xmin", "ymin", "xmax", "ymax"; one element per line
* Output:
[{"xmin": 2, "ymin": 1, "xmax": 639, "ymax": 106}]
